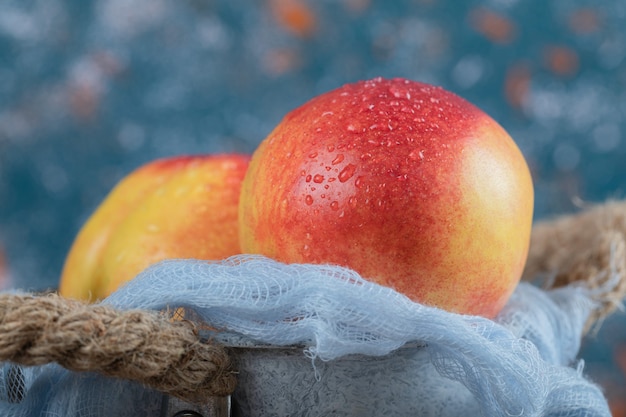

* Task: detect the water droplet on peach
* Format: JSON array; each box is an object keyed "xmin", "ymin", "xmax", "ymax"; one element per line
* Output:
[
  {"xmin": 330, "ymin": 201, "xmax": 339, "ymax": 211},
  {"xmin": 309, "ymin": 152, "xmax": 318, "ymax": 158},
  {"xmin": 388, "ymin": 85, "xmax": 411, "ymax": 100},
  {"xmin": 338, "ymin": 164, "xmax": 356, "ymax": 183},
  {"xmin": 313, "ymin": 174, "xmax": 324, "ymax": 183},
  {"xmin": 354, "ymin": 176, "xmax": 364, "ymax": 188},
  {"xmin": 306, "ymin": 174, "xmax": 312, "ymax": 182},
  {"xmin": 361, "ymin": 102, "xmax": 375, "ymax": 112},
  {"xmin": 409, "ymin": 149, "xmax": 425, "ymax": 161},
  {"xmin": 305, "ymin": 195, "xmax": 314, "ymax": 205},
  {"xmin": 332, "ymin": 154, "xmax": 345, "ymax": 165}
]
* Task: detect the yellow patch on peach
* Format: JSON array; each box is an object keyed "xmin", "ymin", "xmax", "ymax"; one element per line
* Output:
[{"xmin": 60, "ymin": 154, "xmax": 249, "ymax": 301}]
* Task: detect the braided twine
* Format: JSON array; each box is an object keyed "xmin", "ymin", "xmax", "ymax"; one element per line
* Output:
[
  {"xmin": 522, "ymin": 199, "xmax": 626, "ymax": 328},
  {"xmin": 0, "ymin": 199, "xmax": 625, "ymax": 404},
  {"xmin": 0, "ymin": 294, "xmax": 236, "ymax": 404}
]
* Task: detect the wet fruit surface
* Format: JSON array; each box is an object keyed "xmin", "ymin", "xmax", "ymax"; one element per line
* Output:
[{"xmin": 239, "ymin": 77, "xmax": 534, "ymax": 318}]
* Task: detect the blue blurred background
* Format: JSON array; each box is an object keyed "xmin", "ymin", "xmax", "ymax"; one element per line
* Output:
[{"xmin": 1, "ymin": 0, "xmax": 625, "ymax": 412}]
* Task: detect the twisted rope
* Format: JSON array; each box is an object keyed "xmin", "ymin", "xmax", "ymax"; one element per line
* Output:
[
  {"xmin": 523, "ymin": 200, "xmax": 626, "ymax": 328},
  {"xmin": 0, "ymin": 293, "xmax": 236, "ymax": 404}
]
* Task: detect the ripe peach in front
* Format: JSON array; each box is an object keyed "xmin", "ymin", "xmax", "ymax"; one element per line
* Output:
[
  {"xmin": 60, "ymin": 154, "xmax": 249, "ymax": 301},
  {"xmin": 239, "ymin": 77, "xmax": 534, "ymax": 318}
]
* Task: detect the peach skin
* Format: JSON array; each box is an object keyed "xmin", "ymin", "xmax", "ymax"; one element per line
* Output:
[
  {"xmin": 239, "ymin": 78, "xmax": 534, "ymax": 318},
  {"xmin": 60, "ymin": 154, "xmax": 249, "ymax": 301}
]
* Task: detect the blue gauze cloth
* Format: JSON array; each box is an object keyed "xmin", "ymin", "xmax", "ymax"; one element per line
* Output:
[{"xmin": 0, "ymin": 255, "xmax": 612, "ymax": 416}]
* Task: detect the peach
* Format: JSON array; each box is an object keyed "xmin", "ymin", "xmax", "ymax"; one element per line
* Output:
[
  {"xmin": 239, "ymin": 77, "xmax": 534, "ymax": 318},
  {"xmin": 60, "ymin": 154, "xmax": 249, "ymax": 301}
]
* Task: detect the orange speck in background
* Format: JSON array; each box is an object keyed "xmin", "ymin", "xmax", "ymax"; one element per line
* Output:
[
  {"xmin": 69, "ymin": 83, "xmax": 100, "ymax": 121},
  {"xmin": 469, "ymin": 8, "xmax": 517, "ymax": 44},
  {"xmin": 504, "ymin": 62, "xmax": 531, "ymax": 109},
  {"xmin": 544, "ymin": 45, "xmax": 580, "ymax": 76},
  {"xmin": 269, "ymin": 0, "xmax": 317, "ymax": 38},
  {"xmin": 569, "ymin": 8, "xmax": 601, "ymax": 34},
  {"xmin": 263, "ymin": 48, "xmax": 303, "ymax": 76},
  {"xmin": 0, "ymin": 246, "xmax": 8, "ymax": 290}
]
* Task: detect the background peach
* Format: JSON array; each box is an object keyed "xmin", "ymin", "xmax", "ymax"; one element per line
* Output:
[{"xmin": 60, "ymin": 154, "xmax": 249, "ymax": 301}]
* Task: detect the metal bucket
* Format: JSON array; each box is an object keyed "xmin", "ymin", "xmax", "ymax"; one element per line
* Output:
[{"xmin": 228, "ymin": 344, "xmax": 480, "ymax": 417}]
